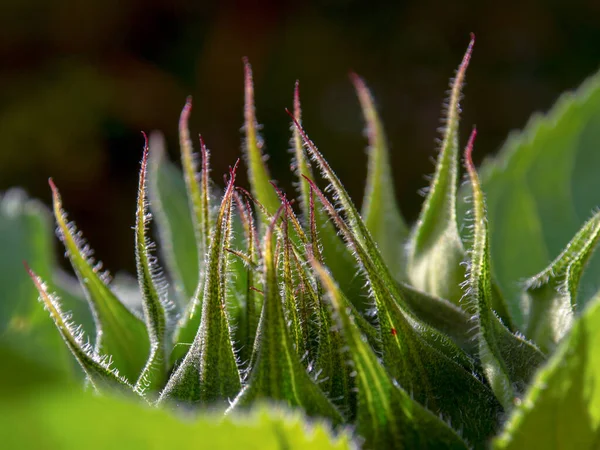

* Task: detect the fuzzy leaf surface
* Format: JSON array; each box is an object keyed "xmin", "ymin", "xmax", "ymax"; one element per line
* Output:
[
  {"xmin": 407, "ymin": 36, "xmax": 473, "ymax": 304},
  {"xmin": 0, "ymin": 190, "xmax": 91, "ymax": 376},
  {"xmin": 289, "ymin": 90, "xmax": 365, "ymax": 305},
  {"xmin": 159, "ymin": 167, "xmax": 241, "ymax": 406},
  {"xmin": 304, "ymin": 171, "xmax": 500, "ymax": 446},
  {"xmin": 49, "ymin": 179, "xmax": 149, "ymax": 382},
  {"xmin": 134, "ymin": 136, "xmax": 170, "ymax": 394},
  {"xmin": 228, "ymin": 210, "xmax": 343, "ymax": 425},
  {"xmin": 243, "ymin": 58, "xmax": 280, "ymax": 220},
  {"xmin": 27, "ymin": 267, "xmax": 132, "ymax": 392},
  {"xmin": 352, "ymin": 73, "xmax": 408, "ymax": 279},
  {"xmin": 493, "ymin": 294, "xmax": 600, "ymax": 449},
  {"xmin": 147, "ymin": 132, "xmax": 199, "ymax": 306},
  {"xmin": 464, "ymin": 130, "xmax": 545, "ymax": 410},
  {"xmin": 313, "ymin": 262, "xmax": 468, "ymax": 449},
  {"xmin": 523, "ymin": 210, "xmax": 600, "ymax": 353}
]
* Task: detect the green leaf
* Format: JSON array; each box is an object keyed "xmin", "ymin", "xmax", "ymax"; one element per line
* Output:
[
  {"xmin": 493, "ymin": 293, "xmax": 600, "ymax": 450},
  {"xmin": 464, "ymin": 129, "xmax": 545, "ymax": 410},
  {"xmin": 243, "ymin": 58, "xmax": 280, "ymax": 220},
  {"xmin": 523, "ymin": 210, "xmax": 600, "ymax": 353},
  {"xmin": 228, "ymin": 207, "xmax": 343, "ymax": 426},
  {"xmin": 147, "ymin": 131, "xmax": 199, "ymax": 306},
  {"xmin": 26, "ymin": 266, "xmax": 132, "ymax": 393},
  {"xmin": 351, "ymin": 73, "xmax": 408, "ymax": 279},
  {"xmin": 407, "ymin": 36, "xmax": 473, "ymax": 305},
  {"xmin": 49, "ymin": 179, "xmax": 150, "ymax": 383},
  {"xmin": 474, "ymin": 68, "xmax": 600, "ymax": 327},
  {"xmin": 159, "ymin": 165, "xmax": 241, "ymax": 407},
  {"xmin": 133, "ymin": 134, "xmax": 171, "ymax": 395},
  {"xmin": 0, "ymin": 190, "xmax": 88, "ymax": 376},
  {"xmin": 0, "ymin": 347, "xmax": 353, "ymax": 450},
  {"xmin": 312, "ymin": 261, "xmax": 468, "ymax": 450}
]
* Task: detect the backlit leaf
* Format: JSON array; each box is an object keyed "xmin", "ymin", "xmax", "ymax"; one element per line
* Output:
[
  {"xmin": 26, "ymin": 266, "xmax": 132, "ymax": 392},
  {"xmin": 474, "ymin": 68, "xmax": 600, "ymax": 327},
  {"xmin": 464, "ymin": 128, "xmax": 545, "ymax": 410},
  {"xmin": 243, "ymin": 58, "xmax": 280, "ymax": 220},
  {"xmin": 133, "ymin": 134, "xmax": 172, "ymax": 395},
  {"xmin": 352, "ymin": 73, "xmax": 408, "ymax": 279},
  {"xmin": 159, "ymin": 164, "xmax": 241, "ymax": 407},
  {"xmin": 407, "ymin": 36, "xmax": 473, "ymax": 305},
  {"xmin": 147, "ymin": 131, "xmax": 198, "ymax": 306},
  {"xmin": 493, "ymin": 293, "xmax": 600, "ymax": 449},
  {"xmin": 49, "ymin": 179, "xmax": 149, "ymax": 383}
]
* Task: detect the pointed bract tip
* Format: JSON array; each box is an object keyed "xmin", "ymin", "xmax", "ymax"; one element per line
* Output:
[
  {"xmin": 293, "ymin": 81, "xmax": 301, "ymax": 119},
  {"xmin": 198, "ymin": 134, "xmax": 205, "ymax": 149},
  {"xmin": 348, "ymin": 71, "xmax": 364, "ymax": 88},
  {"xmin": 461, "ymin": 34, "xmax": 476, "ymax": 69},
  {"xmin": 23, "ymin": 260, "xmax": 33, "ymax": 277},
  {"xmin": 48, "ymin": 177, "xmax": 57, "ymax": 193},
  {"xmin": 228, "ymin": 158, "xmax": 241, "ymax": 182},
  {"xmin": 141, "ymin": 131, "xmax": 149, "ymax": 147},
  {"xmin": 243, "ymin": 57, "xmax": 252, "ymax": 80},
  {"xmin": 470, "ymin": 32, "xmax": 476, "ymax": 44},
  {"xmin": 464, "ymin": 126, "xmax": 478, "ymax": 171}
]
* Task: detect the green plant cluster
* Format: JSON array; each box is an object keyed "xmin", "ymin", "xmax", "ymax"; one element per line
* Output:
[{"xmin": 7, "ymin": 37, "xmax": 600, "ymax": 449}]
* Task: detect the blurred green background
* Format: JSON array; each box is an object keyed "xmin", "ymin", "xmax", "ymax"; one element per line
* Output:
[{"xmin": 1, "ymin": 0, "xmax": 600, "ymax": 274}]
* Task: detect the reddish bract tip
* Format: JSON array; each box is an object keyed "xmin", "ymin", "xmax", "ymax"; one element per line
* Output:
[
  {"xmin": 48, "ymin": 177, "xmax": 57, "ymax": 193},
  {"xmin": 464, "ymin": 126, "xmax": 478, "ymax": 171},
  {"xmin": 141, "ymin": 130, "xmax": 149, "ymax": 148},
  {"xmin": 348, "ymin": 71, "xmax": 364, "ymax": 90},
  {"xmin": 229, "ymin": 159, "xmax": 241, "ymax": 182},
  {"xmin": 293, "ymin": 80, "xmax": 301, "ymax": 120},
  {"xmin": 458, "ymin": 34, "xmax": 476, "ymax": 76},
  {"xmin": 180, "ymin": 97, "xmax": 192, "ymax": 121},
  {"xmin": 23, "ymin": 260, "xmax": 33, "ymax": 277}
]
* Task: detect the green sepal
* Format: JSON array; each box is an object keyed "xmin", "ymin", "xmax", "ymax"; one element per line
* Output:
[
  {"xmin": 243, "ymin": 58, "xmax": 281, "ymax": 221},
  {"xmin": 304, "ymin": 174, "xmax": 501, "ymax": 445},
  {"xmin": 133, "ymin": 134, "xmax": 171, "ymax": 395},
  {"xmin": 351, "ymin": 73, "xmax": 408, "ymax": 279},
  {"xmin": 49, "ymin": 179, "xmax": 149, "ymax": 383},
  {"xmin": 179, "ymin": 97, "xmax": 211, "ymax": 259},
  {"xmin": 159, "ymin": 165, "xmax": 241, "ymax": 407},
  {"xmin": 27, "ymin": 266, "xmax": 133, "ymax": 393},
  {"xmin": 523, "ymin": 210, "xmax": 600, "ymax": 353},
  {"xmin": 147, "ymin": 131, "xmax": 199, "ymax": 306},
  {"xmin": 464, "ymin": 129, "xmax": 545, "ymax": 410},
  {"xmin": 302, "ymin": 174, "xmax": 472, "ymax": 370},
  {"xmin": 395, "ymin": 281, "xmax": 476, "ymax": 354},
  {"xmin": 407, "ymin": 36, "xmax": 474, "ymax": 304},
  {"xmin": 289, "ymin": 90, "xmax": 365, "ymax": 305},
  {"xmin": 170, "ymin": 133, "xmax": 214, "ymax": 365},
  {"xmin": 312, "ymin": 261, "xmax": 469, "ymax": 450},
  {"xmin": 227, "ymin": 208, "xmax": 343, "ymax": 426}
]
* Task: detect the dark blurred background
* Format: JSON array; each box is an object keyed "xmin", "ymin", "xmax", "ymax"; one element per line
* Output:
[{"xmin": 2, "ymin": 0, "xmax": 600, "ymax": 274}]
